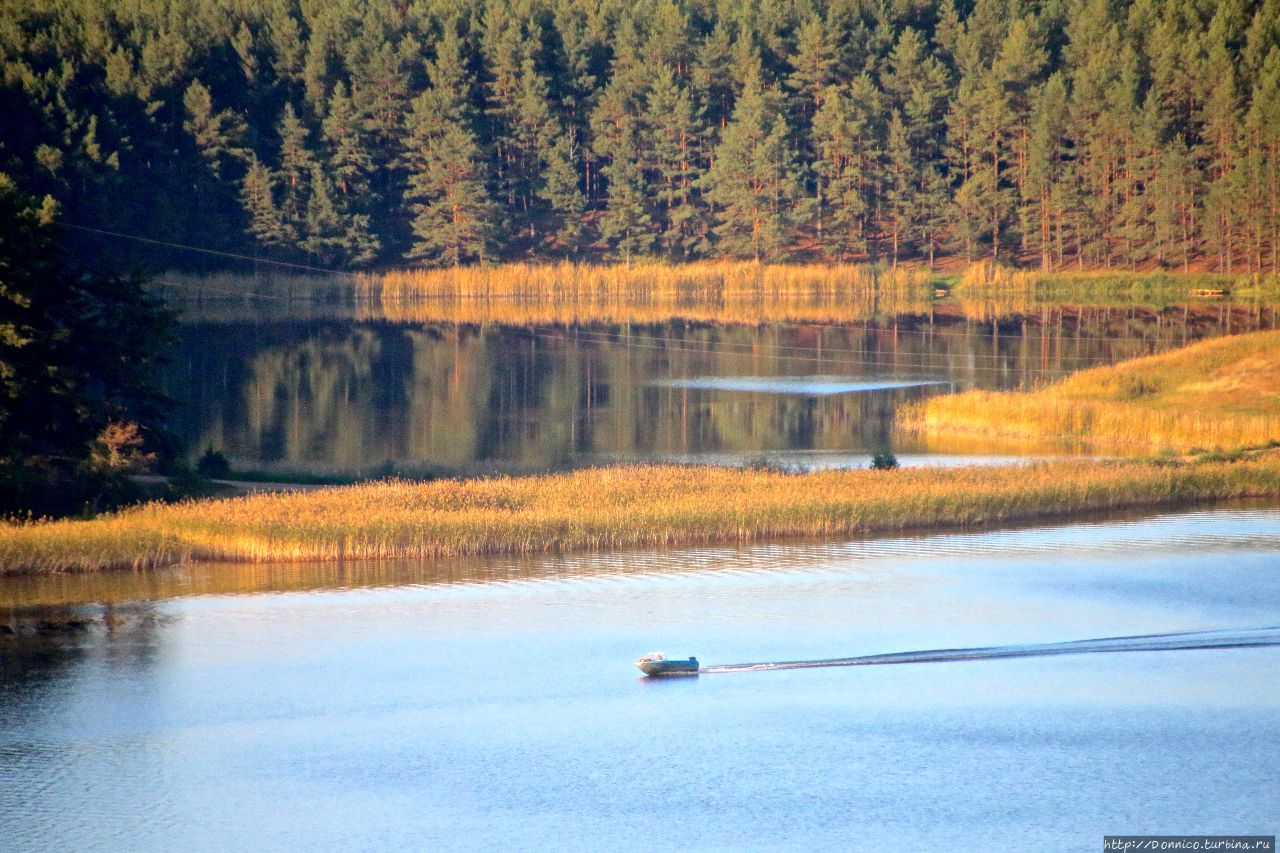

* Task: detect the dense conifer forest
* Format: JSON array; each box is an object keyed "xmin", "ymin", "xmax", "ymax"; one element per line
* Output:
[{"xmin": 2, "ymin": 0, "xmax": 1278, "ymax": 271}]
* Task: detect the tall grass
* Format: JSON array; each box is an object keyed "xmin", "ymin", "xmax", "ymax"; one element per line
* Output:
[
  {"xmin": 157, "ymin": 263, "xmax": 1280, "ymax": 327},
  {"xmin": 955, "ymin": 261, "xmax": 1280, "ymax": 307},
  {"xmin": 364, "ymin": 260, "xmax": 933, "ymax": 300},
  {"xmin": 6, "ymin": 456, "xmax": 1280, "ymax": 574},
  {"xmin": 901, "ymin": 329, "xmax": 1280, "ymax": 450},
  {"xmin": 361, "ymin": 261, "xmax": 935, "ymax": 325}
]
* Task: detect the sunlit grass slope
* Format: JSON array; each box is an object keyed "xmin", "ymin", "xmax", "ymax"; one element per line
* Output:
[
  {"xmin": 903, "ymin": 329, "xmax": 1280, "ymax": 450},
  {"xmin": 6, "ymin": 457, "xmax": 1280, "ymax": 574}
]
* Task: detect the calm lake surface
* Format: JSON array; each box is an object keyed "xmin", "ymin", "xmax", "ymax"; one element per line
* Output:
[
  {"xmin": 3, "ymin": 504, "xmax": 1279, "ymax": 851},
  {"xmin": 161, "ymin": 290, "xmax": 1280, "ymax": 474}
]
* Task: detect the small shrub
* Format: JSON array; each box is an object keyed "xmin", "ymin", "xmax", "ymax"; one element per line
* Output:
[
  {"xmin": 870, "ymin": 452, "xmax": 900, "ymax": 470},
  {"xmin": 196, "ymin": 447, "xmax": 231, "ymax": 478},
  {"xmin": 1115, "ymin": 374, "xmax": 1162, "ymax": 400}
]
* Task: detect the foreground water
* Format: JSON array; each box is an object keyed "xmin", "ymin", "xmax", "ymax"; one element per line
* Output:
[{"xmin": 3, "ymin": 505, "xmax": 1279, "ymax": 851}]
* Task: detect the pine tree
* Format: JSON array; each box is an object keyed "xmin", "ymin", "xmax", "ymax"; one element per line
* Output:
[
  {"xmin": 320, "ymin": 82, "xmax": 381, "ymax": 266},
  {"xmin": 1025, "ymin": 74, "xmax": 1070, "ymax": 270},
  {"xmin": 539, "ymin": 130, "xmax": 589, "ymax": 258},
  {"xmin": 1241, "ymin": 47, "xmax": 1280, "ymax": 272},
  {"xmin": 701, "ymin": 66, "xmax": 797, "ymax": 260},
  {"xmin": 787, "ymin": 14, "xmax": 839, "ymax": 128},
  {"xmin": 1200, "ymin": 39, "xmax": 1243, "ymax": 272},
  {"xmin": 692, "ymin": 23, "xmax": 735, "ymax": 134},
  {"xmin": 277, "ymin": 103, "xmax": 316, "ymax": 238},
  {"xmin": 884, "ymin": 28, "xmax": 951, "ymax": 263},
  {"xmin": 599, "ymin": 135, "xmax": 654, "ymax": 262},
  {"xmin": 240, "ymin": 154, "xmax": 293, "ymax": 247},
  {"xmin": 811, "ymin": 82, "xmax": 875, "ymax": 261},
  {"xmin": 323, "ymin": 82, "xmax": 373, "ymax": 198},
  {"xmin": 183, "ymin": 80, "xmax": 247, "ymax": 178},
  {"xmin": 400, "ymin": 89, "xmax": 498, "ymax": 266},
  {"xmin": 301, "ymin": 165, "xmax": 346, "ymax": 264},
  {"xmin": 645, "ymin": 66, "xmax": 705, "ymax": 259},
  {"xmin": 884, "ymin": 111, "xmax": 914, "ymax": 267},
  {"xmin": 591, "ymin": 45, "xmax": 657, "ymax": 260}
]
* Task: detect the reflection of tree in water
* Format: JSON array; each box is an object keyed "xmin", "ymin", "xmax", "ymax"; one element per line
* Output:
[
  {"xmin": 162, "ymin": 306, "xmax": 1280, "ymax": 474},
  {"xmin": 0, "ymin": 602, "xmax": 164, "ymax": 726}
]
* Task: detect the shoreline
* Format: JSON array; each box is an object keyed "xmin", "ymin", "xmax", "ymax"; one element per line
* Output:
[{"xmin": 5, "ymin": 455, "xmax": 1280, "ymax": 576}]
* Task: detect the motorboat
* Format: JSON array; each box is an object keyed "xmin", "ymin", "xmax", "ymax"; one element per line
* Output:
[{"xmin": 635, "ymin": 651, "xmax": 699, "ymax": 676}]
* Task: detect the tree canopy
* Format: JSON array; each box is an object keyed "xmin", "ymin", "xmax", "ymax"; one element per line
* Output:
[
  {"xmin": 2, "ymin": 0, "xmax": 1278, "ymax": 271},
  {"xmin": 0, "ymin": 174, "xmax": 171, "ymax": 514}
]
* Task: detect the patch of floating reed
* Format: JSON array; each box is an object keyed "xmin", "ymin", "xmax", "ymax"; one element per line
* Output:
[{"xmin": 6, "ymin": 455, "xmax": 1280, "ymax": 574}]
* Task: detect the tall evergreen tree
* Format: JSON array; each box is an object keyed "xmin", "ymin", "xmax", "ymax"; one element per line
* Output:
[
  {"xmin": 645, "ymin": 66, "xmax": 705, "ymax": 259},
  {"xmin": 182, "ymin": 80, "xmax": 247, "ymax": 179},
  {"xmin": 539, "ymin": 130, "xmax": 589, "ymax": 257},
  {"xmin": 277, "ymin": 102, "xmax": 316, "ymax": 239},
  {"xmin": 400, "ymin": 88, "xmax": 498, "ymax": 266},
  {"xmin": 701, "ymin": 66, "xmax": 798, "ymax": 260},
  {"xmin": 1025, "ymin": 73, "xmax": 1071, "ymax": 271},
  {"xmin": 240, "ymin": 154, "xmax": 293, "ymax": 247}
]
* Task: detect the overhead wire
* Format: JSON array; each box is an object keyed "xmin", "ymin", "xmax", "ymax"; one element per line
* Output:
[{"xmin": 61, "ymin": 221, "xmax": 365, "ymax": 278}]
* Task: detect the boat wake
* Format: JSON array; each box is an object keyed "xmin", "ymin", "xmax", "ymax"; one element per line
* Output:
[{"xmin": 701, "ymin": 627, "xmax": 1280, "ymax": 674}]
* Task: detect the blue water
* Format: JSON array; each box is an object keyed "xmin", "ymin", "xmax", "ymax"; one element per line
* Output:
[{"xmin": 3, "ymin": 506, "xmax": 1279, "ymax": 851}]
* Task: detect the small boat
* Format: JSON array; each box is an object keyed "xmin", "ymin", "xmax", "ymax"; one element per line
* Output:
[{"xmin": 635, "ymin": 651, "xmax": 699, "ymax": 676}]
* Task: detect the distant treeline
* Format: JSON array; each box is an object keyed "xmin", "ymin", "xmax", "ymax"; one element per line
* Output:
[{"xmin": 2, "ymin": 0, "xmax": 1278, "ymax": 272}]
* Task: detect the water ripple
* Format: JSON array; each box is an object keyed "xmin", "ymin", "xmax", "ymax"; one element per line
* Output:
[{"xmin": 703, "ymin": 627, "xmax": 1280, "ymax": 673}]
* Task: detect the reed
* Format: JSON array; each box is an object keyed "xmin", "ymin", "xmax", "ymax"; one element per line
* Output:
[
  {"xmin": 363, "ymin": 260, "xmax": 933, "ymax": 300},
  {"xmin": 955, "ymin": 261, "xmax": 1280, "ymax": 306},
  {"xmin": 901, "ymin": 329, "xmax": 1280, "ymax": 450},
  {"xmin": 157, "ymin": 264, "xmax": 1280, "ymax": 327},
  {"xmin": 6, "ymin": 455, "xmax": 1280, "ymax": 574}
]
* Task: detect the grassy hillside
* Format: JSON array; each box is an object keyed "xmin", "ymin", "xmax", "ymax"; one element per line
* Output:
[{"xmin": 901, "ymin": 329, "xmax": 1280, "ymax": 451}]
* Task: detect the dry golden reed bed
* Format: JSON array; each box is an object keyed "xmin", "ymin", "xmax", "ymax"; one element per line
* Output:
[
  {"xmin": 365, "ymin": 260, "xmax": 932, "ymax": 300},
  {"xmin": 902, "ymin": 329, "xmax": 1280, "ymax": 450},
  {"xmin": 6, "ymin": 457, "xmax": 1280, "ymax": 575},
  {"xmin": 164, "ymin": 263, "xmax": 1280, "ymax": 327},
  {"xmin": 357, "ymin": 261, "xmax": 935, "ymax": 326}
]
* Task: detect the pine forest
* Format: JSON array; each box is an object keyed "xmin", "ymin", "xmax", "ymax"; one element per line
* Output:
[{"xmin": 3, "ymin": 0, "xmax": 1279, "ymax": 272}]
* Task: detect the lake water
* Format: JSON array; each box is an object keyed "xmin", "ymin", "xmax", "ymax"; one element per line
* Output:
[
  {"xmin": 161, "ymin": 295, "xmax": 1280, "ymax": 475},
  {"xmin": 3, "ymin": 504, "xmax": 1279, "ymax": 851}
]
